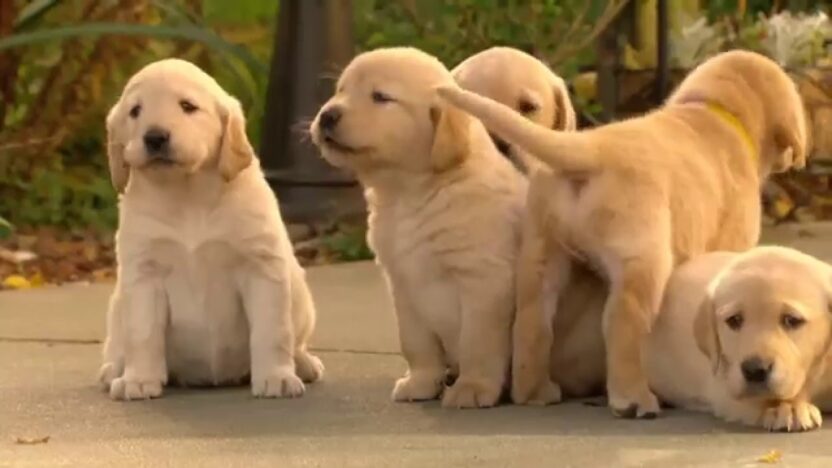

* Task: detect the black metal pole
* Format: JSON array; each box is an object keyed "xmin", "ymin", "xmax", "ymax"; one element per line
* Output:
[
  {"xmin": 655, "ymin": 0, "xmax": 669, "ymax": 104},
  {"xmin": 259, "ymin": 0, "xmax": 361, "ymax": 223}
]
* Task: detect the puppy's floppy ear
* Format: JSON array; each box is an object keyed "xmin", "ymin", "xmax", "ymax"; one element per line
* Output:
[
  {"xmin": 694, "ymin": 292, "xmax": 721, "ymax": 375},
  {"xmin": 772, "ymin": 95, "xmax": 809, "ymax": 172},
  {"xmin": 552, "ymin": 77, "xmax": 577, "ymax": 131},
  {"xmin": 218, "ymin": 96, "xmax": 254, "ymax": 181},
  {"xmin": 430, "ymin": 101, "xmax": 470, "ymax": 172},
  {"xmin": 105, "ymin": 101, "xmax": 130, "ymax": 193}
]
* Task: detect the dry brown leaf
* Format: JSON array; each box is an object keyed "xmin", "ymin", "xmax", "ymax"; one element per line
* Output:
[{"xmin": 13, "ymin": 435, "xmax": 50, "ymax": 445}]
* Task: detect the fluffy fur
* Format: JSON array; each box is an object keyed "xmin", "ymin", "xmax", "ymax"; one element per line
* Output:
[
  {"xmin": 646, "ymin": 247, "xmax": 832, "ymax": 432},
  {"xmin": 310, "ymin": 47, "xmax": 527, "ymax": 408},
  {"xmin": 99, "ymin": 59, "xmax": 322, "ymax": 401},
  {"xmin": 437, "ymin": 50, "xmax": 808, "ymax": 417},
  {"xmin": 453, "ymin": 47, "xmax": 607, "ymax": 399}
]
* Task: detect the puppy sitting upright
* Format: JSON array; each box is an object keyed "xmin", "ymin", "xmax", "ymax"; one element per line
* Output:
[
  {"xmin": 452, "ymin": 47, "xmax": 576, "ymax": 172},
  {"xmin": 311, "ymin": 48, "xmax": 527, "ymax": 408},
  {"xmin": 100, "ymin": 59, "xmax": 323, "ymax": 400},
  {"xmin": 438, "ymin": 50, "xmax": 808, "ymax": 417},
  {"xmin": 453, "ymin": 47, "xmax": 607, "ymax": 400}
]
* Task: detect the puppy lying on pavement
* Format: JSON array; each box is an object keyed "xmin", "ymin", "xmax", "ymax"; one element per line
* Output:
[
  {"xmin": 99, "ymin": 59, "xmax": 323, "ymax": 400},
  {"xmin": 646, "ymin": 246, "xmax": 832, "ymax": 432},
  {"xmin": 453, "ymin": 47, "xmax": 607, "ymax": 399},
  {"xmin": 311, "ymin": 47, "xmax": 527, "ymax": 408},
  {"xmin": 438, "ymin": 50, "xmax": 808, "ymax": 418}
]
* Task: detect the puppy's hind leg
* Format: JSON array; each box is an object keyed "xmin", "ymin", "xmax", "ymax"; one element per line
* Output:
[
  {"xmin": 512, "ymin": 213, "xmax": 563, "ymax": 405},
  {"xmin": 290, "ymin": 267, "xmax": 324, "ymax": 383},
  {"xmin": 99, "ymin": 288, "xmax": 126, "ymax": 390},
  {"xmin": 602, "ymin": 248, "xmax": 671, "ymax": 419}
]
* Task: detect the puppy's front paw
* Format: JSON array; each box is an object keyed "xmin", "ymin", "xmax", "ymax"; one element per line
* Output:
[
  {"xmin": 762, "ymin": 401, "xmax": 822, "ymax": 432},
  {"xmin": 109, "ymin": 377, "xmax": 164, "ymax": 401},
  {"xmin": 608, "ymin": 387, "xmax": 661, "ymax": 419},
  {"xmin": 511, "ymin": 378, "xmax": 562, "ymax": 406},
  {"xmin": 391, "ymin": 372, "xmax": 444, "ymax": 402},
  {"xmin": 252, "ymin": 367, "xmax": 306, "ymax": 398},
  {"xmin": 442, "ymin": 378, "xmax": 502, "ymax": 409}
]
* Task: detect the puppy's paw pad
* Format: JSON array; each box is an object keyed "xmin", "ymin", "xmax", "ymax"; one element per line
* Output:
[
  {"xmin": 295, "ymin": 353, "xmax": 325, "ymax": 383},
  {"xmin": 98, "ymin": 362, "xmax": 120, "ymax": 390},
  {"xmin": 609, "ymin": 389, "xmax": 661, "ymax": 419},
  {"xmin": 391, "ymin": 374, "xmax": 443, "ymax": 402},
  {"xmin": 109, "ymin": 377, "xmax": 164, "ymax": 401},
  {"xmin": 763, "ymin": 401, "xmax": 822, "ymax": 432},
  {"xmin": 442, "ymin": 379, "xmax": 501, "ymax": 409},
  {"xmin": 511, "ymin": 379, "xmax": 563, "ymax": 406},
  {"xmin": 252, "ymin": 368, "xmax": 306, "ymax": 398}
]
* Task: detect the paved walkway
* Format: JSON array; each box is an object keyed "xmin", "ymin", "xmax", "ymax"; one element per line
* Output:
[{"xmin": 2, "ymin": 223, "xmax": 832, "ymax": 467}]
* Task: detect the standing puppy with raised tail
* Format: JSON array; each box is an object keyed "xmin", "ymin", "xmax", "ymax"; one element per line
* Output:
[
  {"xmin": 311, "ymin": 48, "xmax": 527, "ymax": 408},
  {"xmin": 453, "ymin": 47, "xmax": 608, "ymax": 400},
  {"xmin": 438, "ymin": 50, "xmax": 808, "ymax": 418},
  {"xmin": 100, "ymin": 59, "xmax": 323, "ymax": 400}
]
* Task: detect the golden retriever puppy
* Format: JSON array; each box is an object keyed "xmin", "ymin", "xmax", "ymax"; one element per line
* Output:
[
  {"xmin": 451, "ymin": 47, "xmax": 576, "ymax": 171},
  {"xmin": 437, "ymin": 50, "xmax": 808, "ymax": 417},
  {"xmin": 99, "ymin": 59, "xmax": 323, "ymax": 401},
  {"xmin": 453, "ymin": 47, "xmax": 607, "ymax": 399},
  {"xmin": 646, "ymin": 246, "xmax": 832, "ymax": 432},
  {"xmin": 310, "ymin": 47, "xmax": 527, "ymax": 408}
]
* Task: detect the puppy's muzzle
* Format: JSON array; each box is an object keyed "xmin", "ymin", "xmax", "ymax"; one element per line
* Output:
[
  {"xmin": 143, "ymin": 127, "xmax": 171, "ymax": 159},
  {"xmin": 741, "ymin": 356, "xmax": 773, "ymax": 385},
  {"xmin": 318, "ymin": 106, "xmax": 342, "ymax": 133}
]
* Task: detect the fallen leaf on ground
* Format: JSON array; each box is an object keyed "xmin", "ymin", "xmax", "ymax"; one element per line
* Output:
[
  {"xmin": 756, "ymin": 450, "xmax": 782, "ymax": 464},
  {"xmin": 13, "ymin": 435, "xmax": 50, "ymax": 445},
  {"xmin": 2, "ymin": 275, "xmax": 31, "ymax": 289}
]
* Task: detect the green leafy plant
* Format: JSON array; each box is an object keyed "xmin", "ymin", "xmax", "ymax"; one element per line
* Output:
[
  {"xmin": 322, "ymin": 225, "xmax": 374, "ymax": 262},
  {"xmin": 0, "ymin": 0, "xmax": 275, "ymax": 231},
  {"xmin": 0, "ymin": 215, "xmax": 12, "ymax": 239}
]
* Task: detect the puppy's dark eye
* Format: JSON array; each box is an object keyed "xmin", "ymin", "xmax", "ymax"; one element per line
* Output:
[
  {"xmin": 180, "ymin": 100, "xmax": 199, "ymax": 114},
  {"xmin": 372, "ymin": 90, "xmax": 394, "ymax": 104},
  {"xmin": 518, "ymin": 99, "xmax": 538, "ymax": 114},
  {"xmin": 725, "ymin": 313, "xmax": 744, "ymax": 331},
  {"xmin": 129, "ymin": 104, "xmax": 141, "ymax": 119},
  {"xmin": 781, "ymin": 314, "xmax": 806, "ymax": 330}
]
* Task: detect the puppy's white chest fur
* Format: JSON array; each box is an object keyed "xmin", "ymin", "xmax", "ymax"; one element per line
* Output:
[{"xmin": 117, "ymin": 174, "xmax": 285, "ymax": 385}]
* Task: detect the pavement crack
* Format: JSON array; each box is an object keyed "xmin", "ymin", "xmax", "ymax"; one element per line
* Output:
[
  {"xmin": 0, "ymin": 339, "xmax": 397, "ymax": 356},
  {"xmin": 309, "ymin": 347, "xmax": 399, "ymax": 356},
  {"xmin": 0, "ymin": 337, "xmax": 101, "ymax": 345}
]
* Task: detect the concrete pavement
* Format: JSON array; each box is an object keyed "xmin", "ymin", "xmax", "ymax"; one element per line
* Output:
[{"xmin": 2, "ymin": 223, "xmax": 832, "ymax": 467}]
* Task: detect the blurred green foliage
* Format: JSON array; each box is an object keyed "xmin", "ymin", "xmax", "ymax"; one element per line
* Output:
[
  {"xmin": 0, "ymin": 0, "xmax": 826, "ymax": 234},
  {"xmin": 0, "ymin": 0, "xmax": 276, "ymax": 231}
]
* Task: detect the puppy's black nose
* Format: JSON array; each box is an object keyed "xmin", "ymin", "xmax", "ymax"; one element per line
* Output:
[
  {"xmin": 143, "ymin": 127, "xmax": 170, "ymax": 153},
  {"xmin": 319, "ymin": 107, "xmax": 342, "ymax": 131},
  {"xmin": 741, "ymin": 357, "xmax": 772, "ymax": 384}
]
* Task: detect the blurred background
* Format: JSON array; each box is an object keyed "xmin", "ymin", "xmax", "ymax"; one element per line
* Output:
[{"xmin": 0, "ymin": 0, "xmax": 831, "ymax": 288}]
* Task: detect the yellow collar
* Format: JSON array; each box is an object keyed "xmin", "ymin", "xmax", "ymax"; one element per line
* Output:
[{"xmin": 705, "ymin": 102, "xmax": 757, "ymax": 162}]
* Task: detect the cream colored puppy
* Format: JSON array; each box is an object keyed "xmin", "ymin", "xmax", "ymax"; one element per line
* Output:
[
  {"xmin": 438, "ymin": 50, "xmax": 808, "ymax": 417},
  {"xmin": 453, "ymin": 47, "xmax": 607, "ymax": 399},
  {"xmin": 452, "ymin": 47, "xmax": 576, "ymax": 171},
  {"xmin": 99, "ymin": 59, "xmax": 323, "ymax": 401},
  {"xmin": 646, "ymin": 247, "xmax": 832, "ymax": 432},
  {"xmin": 310, "ymin": 47, "xmax": 527, "ymax": 408}
]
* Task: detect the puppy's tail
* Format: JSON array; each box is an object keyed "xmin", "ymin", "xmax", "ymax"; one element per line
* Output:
[{"xmin": 436, "ymin": 85, "xmax": 599, "ymax": 173}]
